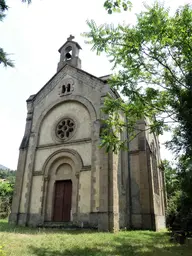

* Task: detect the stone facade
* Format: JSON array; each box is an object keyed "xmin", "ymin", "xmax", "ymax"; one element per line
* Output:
[{"xmin": 9, "ymin": 36, "xmax": 166, "ymax": 231}]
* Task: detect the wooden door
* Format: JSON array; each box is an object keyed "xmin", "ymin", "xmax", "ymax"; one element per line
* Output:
[{"xmin": 53, "ymin": 180, "xmax": 72, "ymax": 222}]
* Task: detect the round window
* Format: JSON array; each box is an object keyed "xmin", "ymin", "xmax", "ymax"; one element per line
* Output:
[{"xmin": 56, "ymin": 118, "xmax": 75, "ymax": 141}]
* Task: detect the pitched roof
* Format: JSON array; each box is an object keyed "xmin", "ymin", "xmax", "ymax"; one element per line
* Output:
[
  {"xmin": 27, "ymin": 64, "xmax": 106, "ymax": 102},
  {"xmin": 27, "ymin": 64, "xmax": 120, "ymax": 103},
  {"xmin": 58, "ymin": 41, "xmax": 82, "ymax": 53}
]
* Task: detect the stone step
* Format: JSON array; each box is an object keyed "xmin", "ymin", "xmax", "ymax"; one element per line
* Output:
[
  {"xmin": 38, "ymin": 221, "xmax": 97, "ymax": 230},
  {"xmin": 40, "ymin": 221, "xmax": 80, "ymax": 229}
]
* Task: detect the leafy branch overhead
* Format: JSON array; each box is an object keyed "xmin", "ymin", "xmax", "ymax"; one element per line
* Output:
[
  {"xmin": 85, "ymin": 3, "xmax": 192, "ymax": 229},
  {"xmin": 0, "ymin": 0, "xmax": 31, "ymax": 67},
  {"xmin": 84, "ymin": 4, "xmax": 192, "ymax": 154},
  {"xmin": 104, "ymin": 0, "xmax": 132, "ymax": 14},
  {"xmin": 0, "ymin": 0, "xmax": 8, "ymax": 21}
]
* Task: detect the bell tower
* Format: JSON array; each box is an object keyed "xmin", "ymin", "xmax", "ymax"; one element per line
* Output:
[{"xmin": 57, "ymin": 35, "xmax": 82, "ymax": 71}]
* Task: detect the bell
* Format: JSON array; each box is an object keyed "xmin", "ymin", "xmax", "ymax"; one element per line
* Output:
[{"xmin": 66, "ymin": 52, "xmax": 72, "ymax": 60}]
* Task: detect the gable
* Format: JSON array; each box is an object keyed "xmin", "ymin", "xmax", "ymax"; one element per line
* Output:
[{"xmin": 32, "ymin": 64, "xmax": 105, "ymax": 107}]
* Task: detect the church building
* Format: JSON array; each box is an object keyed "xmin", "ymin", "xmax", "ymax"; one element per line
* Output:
[{"xmin": 9, "ymin": 36, "xmax": 166, "ymax": 231}]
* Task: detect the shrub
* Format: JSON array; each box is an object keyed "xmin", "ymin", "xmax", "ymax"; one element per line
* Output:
[
  {"xmin": 166, "ymin": 190, "xmax": 181, "ymax": 228},
  {"xmin": 0, "ymin": 181, "xmax": 14, "ymax": 219}
]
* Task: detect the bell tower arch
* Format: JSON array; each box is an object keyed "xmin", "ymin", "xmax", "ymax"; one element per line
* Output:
[{"xmin": 57, "ymin": 35, "xmax": 82, "ymax": 71}]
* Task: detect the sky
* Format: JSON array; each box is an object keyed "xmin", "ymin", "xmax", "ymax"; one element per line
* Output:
[{"xmin": 0, "ymin": 0, "xmax": 191, "ymax": 170}]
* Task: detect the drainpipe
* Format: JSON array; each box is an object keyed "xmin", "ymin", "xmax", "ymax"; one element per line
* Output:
[{"xmin": 126, "ymin": 116, "xmax": 132, "ymax": 229}]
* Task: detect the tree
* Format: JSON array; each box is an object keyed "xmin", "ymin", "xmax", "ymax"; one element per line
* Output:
[
  {"xmin": 83, "ymin": 3, "xmax": 192, "ymax": 152},
  {"xmin": 0, "ymin": 169, "xmax": 15, "ymax": 218},
  {"xmin": 0, "ymin": 181, "xmax": 14, "ymax": 218},
  {"xmin": 161, "ymin": 160, "xmax": 181, "ymax": 227},
  {"xmin": 84, "ymin": 2, "xmax": 192, "ymax": 228},
  {"xmin": 0, "ymin": 169, "xmax": 15, "ymax": 184},
  {"xmin": 162, "ymin": 160, "xmax": 179, "ymax": 200},
  {"xmin": 103, "ymin": 0, "xmax": 132, "ymax": 14},
  {"xmin": 0, "ymin": 0, "xmax": 13, "ymax": 67},
  {"xmin": 0, "ymin": 0, "xmax": 31, "ymax": 67}
]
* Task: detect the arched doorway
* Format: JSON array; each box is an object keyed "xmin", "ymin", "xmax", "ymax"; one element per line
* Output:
[
  {"xmin": 46, "ymin": 159, "xmax": 75, "ymax": 222},
  {"xmin": 41, "ymin": 149, "xmax": 83, "ymax": 223}
]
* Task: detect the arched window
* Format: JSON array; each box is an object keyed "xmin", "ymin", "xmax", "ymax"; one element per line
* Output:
[
  {"xmin": 59, "ymin": 78, "xmax": 74, "ymax": 96},
  {"xmin": 67, "ymin": 83, "xmax": 71, "ymax": 92},
  {"xmin": 61, "ymin": 83, "xmax": 71, "ymax": 95},
  {"xmin": 65, "ymin": 46, "xmax": 72, "ymax": 61},
  {"xmin": 62, "ymin": 85, "xmax": 66, "ymax": 94}
]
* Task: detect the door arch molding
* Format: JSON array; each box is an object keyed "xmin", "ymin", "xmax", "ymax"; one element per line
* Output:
[{"xmin": 41, "ymin": 149, "xmax": 82, "ymax": 222}]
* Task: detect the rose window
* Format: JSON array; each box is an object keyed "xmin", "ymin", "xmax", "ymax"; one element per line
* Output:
[{"xmin": 56, "ymin": 118, "xmax": 75, "ymax": 140}]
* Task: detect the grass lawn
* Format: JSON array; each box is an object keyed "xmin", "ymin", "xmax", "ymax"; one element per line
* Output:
[{"xmin": 0, "ymin": 219, "xmax": 191, "ymax": 256}]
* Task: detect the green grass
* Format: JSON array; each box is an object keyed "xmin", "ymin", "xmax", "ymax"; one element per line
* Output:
[{"xmin": 0, "ymin": 219, "xmax": 191, "ymax": 256}]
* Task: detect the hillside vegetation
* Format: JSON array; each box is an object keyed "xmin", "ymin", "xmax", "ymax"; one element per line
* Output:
[{"xmin": 0, "ymin": 169, "xmax": 15, "ymax": 219}]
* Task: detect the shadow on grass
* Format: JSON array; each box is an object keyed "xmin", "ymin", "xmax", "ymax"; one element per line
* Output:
[
  {"xmin": 1, "ymin": 220, "xmax": 192, "ymax": 255},
  {"xmin": 29, "ymin": 237, "xmax": 192, "ymax": 256},
  {"xmin": 30, "ymin": 246, "xmax": 107, "ymax": 256},
  {"xmin": 28, "ymin": 231, "xmax": 192, "ymax": 256},
  {"xmin": 0, "ymin": 220, "xmax": 95, "ymax": 235}
]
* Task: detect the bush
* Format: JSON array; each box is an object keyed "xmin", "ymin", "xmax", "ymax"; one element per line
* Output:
[
  {"xmin": 166, "ymin": 190, "xmax": 181, "ymax": 228},
  {"xmin": 0, "ymin": 197, "xmax": 11, "ymax": 218},
  {"xmin": 0, "ymin": 181, "xmax": 14, "ymax": 219},
  {"xmin": 166, "ymin": 191, "xmax": 192, "ymax": 236}
]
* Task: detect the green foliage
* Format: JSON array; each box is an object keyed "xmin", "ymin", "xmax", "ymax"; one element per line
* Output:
[
  {"xmin": 84, "ymin": 3, "xmax": 192, "ymax": 230},
  {"xmin": 104, "ymin": 0, "xmax": 132, "ymax": 14},
  {"xmin": 161, "ymin": 160, "xmax": 181, "ymax": 227},
  {"xmin": 0, "ymin": 181, "xmax": 14, "ymax": 219},
  {"xmin": 162, "ymin": 160, "xmax": 180, "ymax": 199},
  {"xmin": 173, "ymin": 157, "xmax": 192, "ymax": 230},
  {"xmin": 0, "ymin": 0, "xmax": 14, "ymax": 67},
  {"xmin": 162, "ymin": 158, "xmax": 192, "ymax": 230},
  {"xmin": 0, "ymin": 170, "xmax": 15, "ymax": 219},
  {"xmin": 0, "ymin": 48, "xmax": 14, "ymax": 67},
  {"xmin": 84, "ymin": 3, "xmax": 192, "ymax": 152},
  {"xmin": 0, "ymin": 169, "xmax": 15, "ymax": 182},
  {"xmin": 0, "ymin": 0, "xmax": 31, "ymax": 67},
  {"xmin": 0, "ymin": 0, "xmax": 8, "ymax": 21},
  {"xmin": 0, "ymin": 182, "xmax": 13, "ymax": 197}
]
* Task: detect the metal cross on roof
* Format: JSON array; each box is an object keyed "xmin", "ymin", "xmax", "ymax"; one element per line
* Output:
[{"xmin": 67, "ymin": 35, "xmax": 75, "ymax": 41}]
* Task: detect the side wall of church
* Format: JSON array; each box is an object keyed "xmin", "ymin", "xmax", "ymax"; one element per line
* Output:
[
  {"xmin": 117, "ymin": 117, "xmax": 129, "ymax": 229},
  {"xmin": 129, "ymin": 127, "xmax": 144, "ymax": 229},
  {"xmin": 128, "ymin": 120, "xmax": 166, "ymax": 230},
  {"xmin": 145, "ymin": 124, "xmax": 166, "ymax": 230}
]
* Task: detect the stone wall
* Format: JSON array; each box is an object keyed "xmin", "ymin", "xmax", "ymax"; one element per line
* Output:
[
  {"xmin": 79, "ymin": 170, "xmax": 91, "ymax": 214},
  {"xmin": 127, "ymin": 120, "xmax": 166, "ymax": 230}
]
